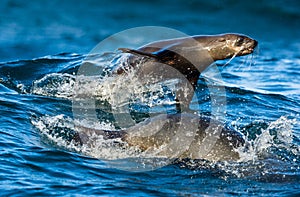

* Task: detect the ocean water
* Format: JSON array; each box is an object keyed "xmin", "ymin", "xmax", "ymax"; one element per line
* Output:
[{"xmin": 1, "ymin": 0, "xmax": 300, "ymax": 196}]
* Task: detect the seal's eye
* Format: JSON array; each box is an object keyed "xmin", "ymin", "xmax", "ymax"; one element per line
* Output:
[{"xmin": 235, "ymin": 37, "xmax": 244, "ymax": 46}]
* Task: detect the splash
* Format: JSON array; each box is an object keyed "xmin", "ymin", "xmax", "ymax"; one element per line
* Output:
[
  {"xmin": 237, "ymin": 116, "xmax": 299, "ymax": 162},
  {"xmin": 31, "ymin": 73, "xmax": 76, "ymax": 98},
  {"xmin": 31, "ymin": 114, "xmax": 173, "ymax": 171},
  {"xmin": 31, "ymin": 114, "xmax": 160, "ymax": 159},
  {"xmin": 31, "ymin": 53, "xmax": 178, "ymax": 113},
  {"xmin": 31, "ymin": 111, "xmax": 300, "ymax": 175},
  {"xmin": 176, "ymin": 117, "xmax": 299, "ymax": 180}
]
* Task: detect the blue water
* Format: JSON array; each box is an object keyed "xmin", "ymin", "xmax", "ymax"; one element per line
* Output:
[{"xmin": 1, "ymin": 0, "xmax": 300, "ymax": 196}]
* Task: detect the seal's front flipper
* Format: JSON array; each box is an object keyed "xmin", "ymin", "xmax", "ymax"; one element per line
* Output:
[{"xmin": 118, "ymin": 48, "xmax": 158, "ymax": 59}]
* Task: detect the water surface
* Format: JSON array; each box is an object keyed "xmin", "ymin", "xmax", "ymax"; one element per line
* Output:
[{"xmin": 0, "ymin": 0, "xmax": 299, "ymax": 196}]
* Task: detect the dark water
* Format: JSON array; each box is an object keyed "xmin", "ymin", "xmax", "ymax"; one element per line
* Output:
[{"xmin": 1, "ymin": 0, "xmax": 300, "ymax": 196}]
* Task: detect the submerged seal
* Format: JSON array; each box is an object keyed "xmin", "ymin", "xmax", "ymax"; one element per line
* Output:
[{"xmin": 72, "ymin": 33, "xmax": 257, "ymax": 161}]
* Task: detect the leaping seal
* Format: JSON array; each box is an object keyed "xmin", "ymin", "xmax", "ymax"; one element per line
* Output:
[
  {"xmin": 71, "ymin": 33, "xmax": 257, "ymax": 161},
  {"xmin": 117, "ymin": 33, "xmax": 257, "ymax": 111}
]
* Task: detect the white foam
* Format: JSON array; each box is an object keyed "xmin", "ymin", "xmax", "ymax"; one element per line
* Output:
[
  {"xmin": 237, "ymin": 116, "xmax": 298, "ymax": 162},
  {"xmin": 31, "ymin": 73, "xmax": 76, "ymax": 98}
]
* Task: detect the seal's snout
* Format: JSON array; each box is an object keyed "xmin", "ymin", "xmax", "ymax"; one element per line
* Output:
[
  {"xmin": 247, "ymin": 37, "xmax": 258, "ymax": 49},
  {"xmin": 247, "ymin": 39, "xmax": 258, "ymax": 53},
  {"xmin": 243, "ymin": 36, "xmax": 258, "ymax": 49},
  {"xmin": 253, "ymin": 39, "xmax": 258, "ymax": 48},
  {"xmin": 249, "ymin": 39, "xmax": 258, "ymax": 54},
  {"xmin": 239, "ymin": 36, "xmax": 258, "ymax": 55}
]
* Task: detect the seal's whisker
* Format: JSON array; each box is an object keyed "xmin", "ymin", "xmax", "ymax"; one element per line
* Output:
[
  {"xmin": 246, "ymin": 48, "xmax": 258, "ymax": 71},
  {"xmin": 243, "ymin": 54, "xmax": 254, "ymax": 72},
  {"xmin": 223, "ymin": 48, "xmax": 240, "ymax": 68},
  {"xmin": 247, "ymin": 54, "xmax": 254, "ymax": 71},
  {"xmin": 226, "ymin": 47, "xmax": 244, "ymax": 72},
  {"xmin": 243, "ymin": 54, "xmax": 251, "ymax": 71}
]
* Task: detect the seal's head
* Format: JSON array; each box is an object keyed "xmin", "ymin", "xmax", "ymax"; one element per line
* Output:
[{"xmin": 196, "ymin": 33, "xmax": 258, "ymax": 60}]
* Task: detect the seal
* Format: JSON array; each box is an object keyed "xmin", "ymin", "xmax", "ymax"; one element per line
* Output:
[
  {"xmin": 76, "ymin": 113, "xmax": 245, "ymax": 161},
  {"xmin": 71, "ymin": 33, "xmax": 257, "ymax": 161},
  {"xmin": 117, "ymin": 33, "xmax": 257, "ymax": 111}
]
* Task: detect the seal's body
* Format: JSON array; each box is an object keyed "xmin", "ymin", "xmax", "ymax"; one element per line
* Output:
[
  {"xmin": 117, "ymin": 34, "xmax": 257, "ymax": 111},
  {"xmin": 73, "ymin": 33, "xmax": 257, "ymax": 161},
  {"xmin": 77, "ymin": 113, "xmax": 245, "ymax": 161}
]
